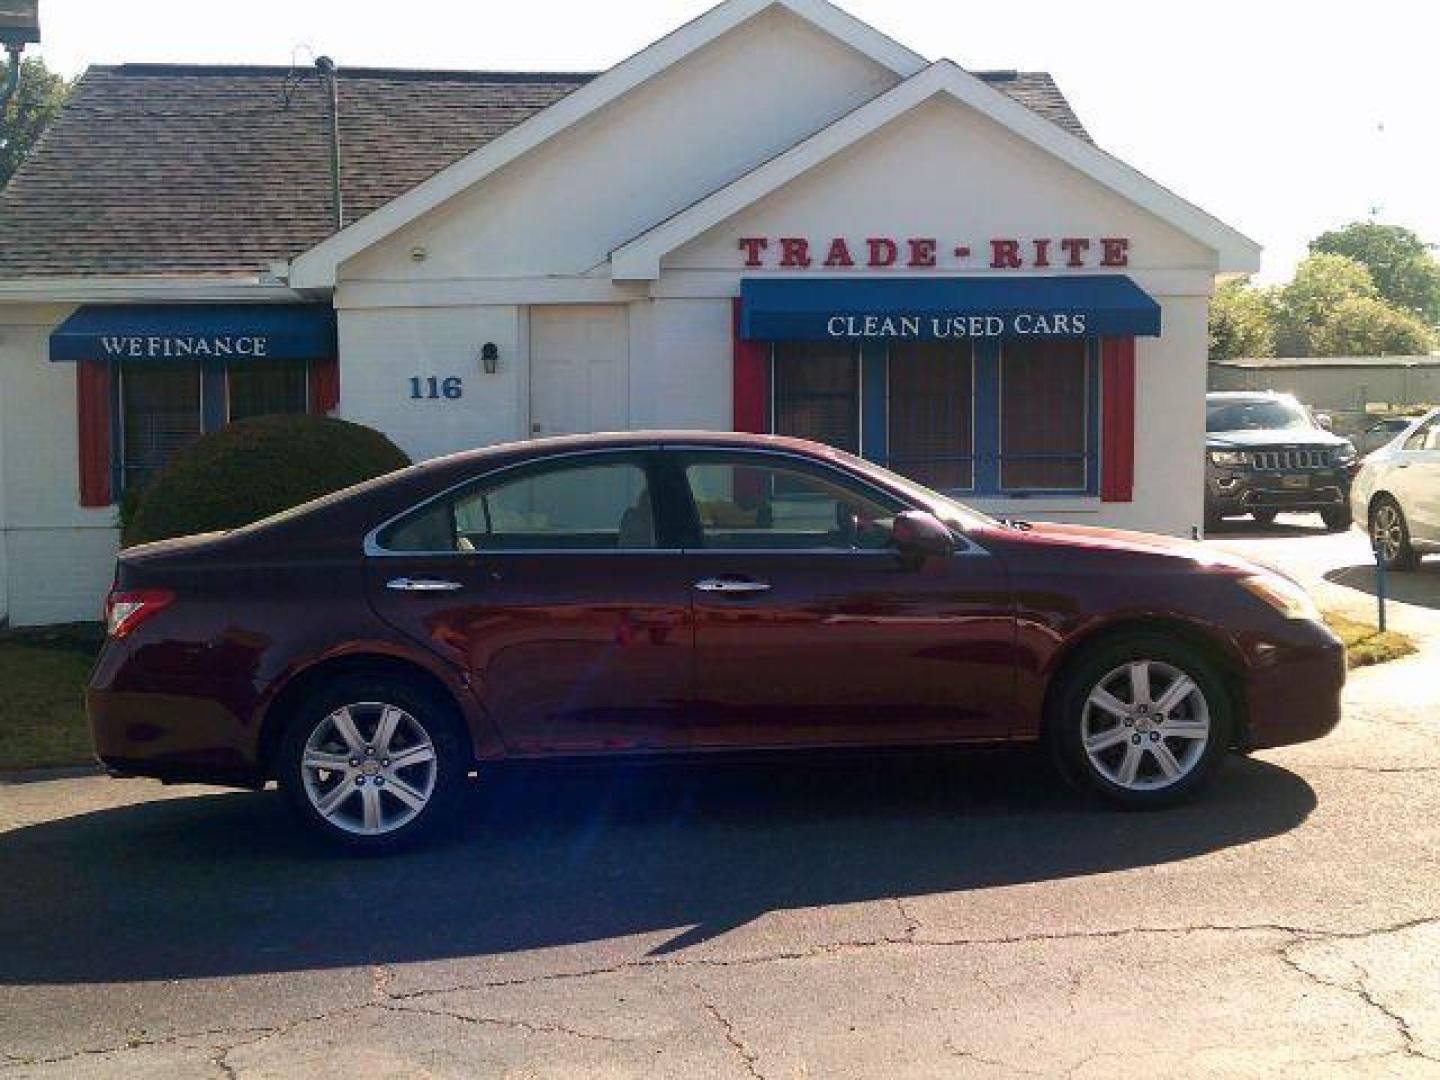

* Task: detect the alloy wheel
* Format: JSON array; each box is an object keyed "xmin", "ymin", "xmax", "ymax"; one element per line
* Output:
[
  {"xmin": 1372, "ymin": 503, "xmax": 1404, "ymax": 563},
  {"xmin": 1081, "ymin": 660, "xmax": 1212, "ymax": 791},
  {"xmin": 300, "ymin": 701, "xmax": 438, "ymax": 836}
]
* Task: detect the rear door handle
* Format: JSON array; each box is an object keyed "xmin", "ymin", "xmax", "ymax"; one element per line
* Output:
[
  {"xmin": 387, "ymin": 577, "xmax": 464, "ymax": 593},
  {"xmin": 694, "ymin": 576, "xmax": 772, "ymax": 595}
]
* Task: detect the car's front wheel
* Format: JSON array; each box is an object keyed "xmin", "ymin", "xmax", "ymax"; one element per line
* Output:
[
  {"xmin": 1321, "ymin": 506, "xmax": 1351, "ymax": 532},
  {"xmin": 1370, "ymin": 496, "xmax": 1419, "ymax": 570},
  {"xmin": 279, "ymin": 675, "xmax": 467, "ymax": 852},
  {"xmin": 1049, "ymin": 635, "xmax": 1231, "ymax": 809}
]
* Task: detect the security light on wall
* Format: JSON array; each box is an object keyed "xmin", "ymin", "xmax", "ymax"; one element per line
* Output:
[{"xmin": 481, "ymin": 343, "xmax": 499, "ymax": 375}]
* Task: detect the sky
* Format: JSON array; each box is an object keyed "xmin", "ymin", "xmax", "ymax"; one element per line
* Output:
[{"xmin": 27, "ymin": 0, "xmax": 1440, "ymax": 282}]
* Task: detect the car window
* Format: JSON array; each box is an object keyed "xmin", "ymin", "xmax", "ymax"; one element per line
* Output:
[
  {"xmin": 1403, "ymin": 418, "xmax": 1439, "ymax": 452},
  {"xmin": 681, "ymin": 456, "xmax": 902, "ymax": 551},
  {"xmin": 377, "ymin": 458, "xmax": 656, "ymax": 553}
]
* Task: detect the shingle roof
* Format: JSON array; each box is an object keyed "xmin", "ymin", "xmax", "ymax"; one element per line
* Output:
[{"xmin": 0, "ymin": 63, "xmax": 1090, "ymax": 279}]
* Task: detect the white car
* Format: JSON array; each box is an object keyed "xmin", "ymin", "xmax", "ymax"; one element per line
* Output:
[{"xmin": 1351, "ymin": 407, "xmax": 1440, "ymax": 569}]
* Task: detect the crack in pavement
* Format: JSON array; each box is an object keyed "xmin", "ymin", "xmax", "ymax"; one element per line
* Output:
[
  {"xmin": 0, "ymin": 1003, "xmax": 374, "ymax": 1075},
  {"xmin": 375, "ymin": 912, "xmax": 1440, "ymax": 1006},
  {"xmin": 944, "ymin": 1037, "xmax": 1046, "ymax": 1076},
  {"xmin": 8, "ymin": 915, "xmax": 1436, "ymax": 1074},
  {"xmin": 892, "ymin": 896, "xmax": 921, "ymax": 941},
  {"xmin": 697, "ymin": 992, "xmax": 765, "ymax": 1080},
  {"xmin": 1278, "ymin": 945, "xmax": 1439, "ymax": 1065},
  {"xmin": 378, "ymin": 999, "xmax": 628, "ymax": 1044}
]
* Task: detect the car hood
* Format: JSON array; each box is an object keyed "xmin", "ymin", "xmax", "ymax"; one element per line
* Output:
[
  {"xmin": 1207, "ymin": 429, "xmax": 1350, "ymax": 450},
  {"xmin": 983, "ymin": 520, "xmax": 1276, "ymax": 578}
]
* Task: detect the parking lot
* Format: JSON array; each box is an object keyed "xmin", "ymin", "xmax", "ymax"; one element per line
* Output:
[{"xmin": 2, "ymin": 519, "xmax": 1439, "ymax": 1079}]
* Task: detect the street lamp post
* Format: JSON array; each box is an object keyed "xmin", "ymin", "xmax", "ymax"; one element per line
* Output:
[{"xmin": 0, "ymin": 1, "xmax": 41, "ymax": 111}]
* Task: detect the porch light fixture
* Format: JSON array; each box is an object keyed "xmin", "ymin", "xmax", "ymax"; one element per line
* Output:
[
  {"xmin": 481, "ymin": 342, "xmax": 499, "ymax": 375},
  {"xmin": 0, "ymin": 0, "xmax": 41, "ymax": 111}
]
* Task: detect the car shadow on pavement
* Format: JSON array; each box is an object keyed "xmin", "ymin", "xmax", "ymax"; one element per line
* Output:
[
  {"xmin": 1207, "ymin": 518, "xmax": 1332, "ymax": 539},
  {"xmin": 1326, "ymin": 563, "xmax": 1440, "ymax": 609},
  {"xmin": 0, "ymin": 751, "xmax": 1315, "ymax": 986}
]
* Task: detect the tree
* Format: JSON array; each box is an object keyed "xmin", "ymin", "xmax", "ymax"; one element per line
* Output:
[
  {"xmin": 1305, "ymin": 295, "xmax": 1435, "ymax": 357},
  {"xmin": 1, "ymin": 56, "xmax": 69, "ymax": 188},
  {"xmin": 1208, "ymin": 279, "xmax": 1275, "ymax": 360},
  {"xmin": 1311, "ymin": 221, "xmax": 1440, "ymax": 324},
  {"xmin": 1273, "ymin": 253, "xmax": 1378, "ymax": 356}
]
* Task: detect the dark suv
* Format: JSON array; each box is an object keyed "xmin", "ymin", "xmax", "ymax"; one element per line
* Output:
[{"xmin": 1205, "ymin": 391, "xmax": 1358, "ymax": 531}]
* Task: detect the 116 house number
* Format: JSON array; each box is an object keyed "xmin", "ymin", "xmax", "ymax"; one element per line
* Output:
[{"xmin": 409, "ymin": 376, "xmax": 463, "ymax": 401}]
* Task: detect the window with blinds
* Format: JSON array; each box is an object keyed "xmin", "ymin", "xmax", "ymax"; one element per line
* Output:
[
  {"xmin": 999, "ymin": 338, "xmax": 1089, "ymax": 491},
  {"xmin": 229, "ymin": 359, "xmax": 309, "ymax": 422},
  {"xmin": 771, "ymin": 342, "xmax": 860, "ymax": 454},
  {"xmin": 120, "ymin": 363, "xmax": 203, "ymax": 493},
  {"xmin": 887, "ymin": 340, "xmax": 974, "ymax": 490}
]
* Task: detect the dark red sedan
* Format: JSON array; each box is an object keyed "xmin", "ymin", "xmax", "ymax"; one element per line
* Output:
[{"xmin": 88, "ymin": 432, "xmax": 1344, "ymax": 850}]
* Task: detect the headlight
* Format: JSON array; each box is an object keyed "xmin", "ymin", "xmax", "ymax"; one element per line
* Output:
[
  {"xmin": 1209, "ymin": 450, "xmax": 1249, "ymax": 467},
  {"xmin": 1334, "ymin": 441, "xmax": 1358, "ymax": 466},
  {"xmin": 1239, "ymin": 574, "xmax": 1321, "ymax": 622}
]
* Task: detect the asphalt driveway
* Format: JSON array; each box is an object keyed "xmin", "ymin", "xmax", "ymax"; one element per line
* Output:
[{"xmin": 2, "ymin": 518, "xmax": 1438, "ymax": 1078}]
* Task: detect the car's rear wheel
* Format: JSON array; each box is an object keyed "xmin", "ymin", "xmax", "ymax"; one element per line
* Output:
[
  {"xmin": 1049, "ymin": 634, "xmax": 1231, "ymax": 809},
  {"xmin": 1370, "ymin": 496, "xmax": 1419, "ymax": 570},
  {"xmin": 279, "ymin": 675, "xmax": 467, "ymax": 852},
  {"xmin": 1251, "ymin": 509, "xmax": 1277, "ymax": 526}
]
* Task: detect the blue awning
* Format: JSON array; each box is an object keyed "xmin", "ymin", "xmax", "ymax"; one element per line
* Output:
[
  {"xmin": 740, "ymin": 276, "xmax": 1161, "ymax": 342},
  {"xmin": 50, "ymin": 303, "xmax": 337, "ymax": 363}
]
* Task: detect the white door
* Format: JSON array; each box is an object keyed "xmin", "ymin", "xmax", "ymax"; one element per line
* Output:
[{"xmin": 529, "ymin": 306, "xmax": 629, "ymax": 438}]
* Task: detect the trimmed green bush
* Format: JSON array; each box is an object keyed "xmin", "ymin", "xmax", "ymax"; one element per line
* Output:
[{"xmin": 120, "ymin": 415, "xmax": 411, "ymax": 546}]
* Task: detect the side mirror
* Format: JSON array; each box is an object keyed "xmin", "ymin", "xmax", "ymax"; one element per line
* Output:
[
  {"xmin": 1315, "ymin": 413, "xmax": 1334, "ymax": 431},
  {"xmin": 891, "ymin": 510, "xmax": 955, "ymax": 558}
]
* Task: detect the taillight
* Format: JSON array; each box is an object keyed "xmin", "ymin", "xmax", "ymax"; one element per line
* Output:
[{"xmin": 104, "ymin": 588, "xmax": 175, "ymax": 639}]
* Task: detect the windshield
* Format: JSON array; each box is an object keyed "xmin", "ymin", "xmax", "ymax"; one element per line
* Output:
[{"xmin": 1205, "ymin": 398, "xmax": 1313, "ymax": 433}]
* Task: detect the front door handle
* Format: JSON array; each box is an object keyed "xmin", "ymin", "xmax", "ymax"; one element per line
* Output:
[
  {"xmin": 387, "ymin": 577, "xmax": 464, "ymax": 593},
  {"xmin": 694, "ymin": 576, "xmax": 772, "ymax": 595}
]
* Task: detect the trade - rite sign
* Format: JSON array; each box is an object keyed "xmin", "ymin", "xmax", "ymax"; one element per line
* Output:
[{"xmin": 739, "ymin": 236, "xmax": 1131, "ymax": 271}]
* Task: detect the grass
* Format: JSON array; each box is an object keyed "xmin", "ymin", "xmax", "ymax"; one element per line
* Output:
[
  {"xmin": 1324, "ymin": 611, "xmax": 1417, "ymax": 669},
  {"xmin": 0, "ymin": 610, "xmax": 1421, "ymax": 773},
  {"xmin": 0, "ymin": 623, "xmax": 103, "ymax": 772}
]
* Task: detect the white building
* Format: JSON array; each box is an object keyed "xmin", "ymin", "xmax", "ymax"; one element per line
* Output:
[{"xmin": 0, "ymin": 0, "xmax": 1258, "ymax": 627}]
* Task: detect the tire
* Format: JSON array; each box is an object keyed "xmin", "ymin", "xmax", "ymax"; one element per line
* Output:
[
  {"xmin": 1203, "ymin": 509, "xmax": 1225, "ymax": 534},
  {"xmin": 1370, "ymin": 496, "xmax": 1419, "ymax": 571},
  {"xmin": 1320, "ymin": 506, "xmax": 1352, "ymax": 532},
  {"xmin": 1048, "ymin": 633, "xmax": 1232, "ymax": 810},
  {"xmin": 1251, "ymin": 510, "xmax": 1277, "ymax": 526},
  {"xmin": 279, "ymin": 674, "xmax": 468, "ymax": 853}
]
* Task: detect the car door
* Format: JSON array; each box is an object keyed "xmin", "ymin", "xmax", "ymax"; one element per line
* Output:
[
  {"xmin": 365, "ymin": 450, "xmax": 694, "ymax": 754},
  {"xmin": 1403, "ymin": 416, "xmax": 1440, "ymax": 543},
  {"xmin": 666, "ymin": 448, "xmax": 1016, "ymax": 748}
]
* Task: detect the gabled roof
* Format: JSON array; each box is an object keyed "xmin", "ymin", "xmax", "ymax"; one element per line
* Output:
[
  {"xmin": 0, "ymin": 65, "xmax": 595, "ymax": 278},
  {"xmin": 611, "ymin": 61, "xmax": 1261, "ymax": 279},
  {"xmin": 287, "ymin": 0, "xmax": 938, "ymax": 288}
]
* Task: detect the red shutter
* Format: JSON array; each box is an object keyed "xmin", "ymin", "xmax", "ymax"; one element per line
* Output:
[
  {"xmin": 77, "ymin": 360, "xmax": 113, "ymax": 508},
  {"xmin": 308, "ymin": 355, "xmax": 340, "ymax": 416},
  {"xmin": 732, "ymin": 297, "xmax": 769, "ymax": 433},
  {"xmin": 1100, "ymin": 337, "xmax": 1136, "ymax": 503}
]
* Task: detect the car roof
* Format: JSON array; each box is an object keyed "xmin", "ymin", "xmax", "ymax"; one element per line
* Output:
[{"xmin": 419, "ymin": 430, "xmax": 848, "ymax": 472}]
